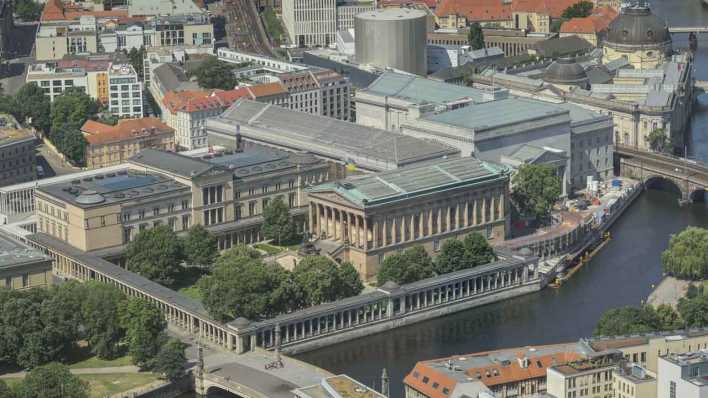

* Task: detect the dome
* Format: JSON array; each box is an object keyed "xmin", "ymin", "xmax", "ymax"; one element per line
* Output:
[
  {"xmin": 75, "ymin": 190, "xmax": 105, "ymax": 205},
  {"xmin": 230, "ymin": 317, "xmax": 251, "ymax": 328},
  {"xmin": 605, "ymin": 5, "xmax": 670, "ymax": 47},
  {"xmin": 518, "ymin": 247, "xmax": 533, "ymax": 257},
  {"xmin": 543, "ymin": 58, "xmax": 589, "ymax": 87}
]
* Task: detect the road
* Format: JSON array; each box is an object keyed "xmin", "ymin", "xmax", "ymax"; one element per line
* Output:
[{"xmin": 36, "ymin": 143, "xmax": 79, "ymax": 178}]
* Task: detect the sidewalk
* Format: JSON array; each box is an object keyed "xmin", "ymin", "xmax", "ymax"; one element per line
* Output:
[{"xmin": 0, "ymin": 365, "xmax": 140, "ymax": 379}]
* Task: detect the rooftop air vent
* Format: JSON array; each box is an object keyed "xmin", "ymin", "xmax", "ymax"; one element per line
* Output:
[
  {"xmin": 117, "ymin": 170, "xmax": 128, "ymax": 175},
  {"xmin": 106, "ymin": 173, "xmax": 116, "ymax": 177}
]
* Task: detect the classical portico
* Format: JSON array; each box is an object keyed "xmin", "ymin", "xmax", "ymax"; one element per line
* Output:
[{"xmin": 306, "ymin": 157, "xmax": 511, "ymax": 280}]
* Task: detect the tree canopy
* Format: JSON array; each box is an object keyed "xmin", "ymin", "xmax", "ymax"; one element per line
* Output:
[
  {"xmin": 434, "ymin": 233, "xmax": 496, "ymax": 274},
  {"xmin": 561, "ymin": 1, "xmax": 594, "ymax": 19},
  {"xmin": 377, "ymin": 245, "xmax": 435, "ymax": 286},
  {"xmin": 511, "ymin": 164, "xmax": 562, "ymax": 223},
  {"xmin": 661, "ymin": 227, "xmax": 708, "ymax": 280},
  {"xmin": 152, "ymin": 338, "xmax": 187, "ymax": 382},
  {"xmin": 15, "ymin": 83, "xmax": 51, "ymax": 133},
  {"xmin": 82, "ymin": 282, "xmax": 127, "ymax": 359},
  {"xmin": 120, "ymin": 299, "xmax": 166, "ymax": 369},
  {"xmin": 468, "ymin": 23, "xmax": 485, "ymax": 50},
  {"xmin": 188, "ymin": 55, "xmax": 238, "ymax": 90},
  {"xmin": 50, "ymin": 88, "xmax": 100, "ymax": 133},
  {"xmin": 15, "ymin": 0, "xmax": 43, "ymax": 21},
  {"xmin": 126, "ymin": 226, "xmax": 185, "ymax": 287},
  {"xmin": 648, "ymin": 128, "xmax": 671, "ymax": 153},
  {"xmin": 183, "ymin": 225, "xmax": 218, "ymax": 267},
  {"xmin": 292, "ymin": 256, "xmax": 363, "ymax": 307},
  {"xmin": 261, "ymin": 196, "xmax": 297, "ymax": 245},
  {"xmin": 14, "ymin": 363, "xmax": 89, "ymax": 398},
  {"xmin": 594, "ymin": 306, "xmax": 666, "ymax": 336}
]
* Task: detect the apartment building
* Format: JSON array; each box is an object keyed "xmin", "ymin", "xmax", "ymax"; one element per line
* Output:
[
  {"xmin": 613, "ymin": 363, "xmax": 657, "ymax": 398},
  {"xmin": 26, "ymin": 56, "xmax": 142, "ymax": 119},
  {"xmin": 34, "ymin": 146, "xmax": 330, "ymax": 254},
  {"xmin": 161, "ymin": 83, "xmax": 288, "ymax": 150},
  {"xmin": 278, "ymin": 68, "xmax": 351, "ymax": 120},
  {"xmin": 0, "ymin": 114, "xmax": 37, "ymax": 187},
  {"xmin": 657, "ymin": 351, "xmax": 708, "ymax": 398},
  {"xmin": 36, "ymin": 17, "xmax": 100, "ymax": 61},
  {"xmin": 81, "ymin": 118, "xmax": 175, "ymax": 169},
  {"xmin": 0, "ymin": 232, "xmax": 52, "ymax": 290},
  {"xmin": 546, "ymin": 352, "xmax": 622, "ymax": 398},
  {"xmin": 108, "ymin": 63, "xmax": 144, "ymax": 118}
]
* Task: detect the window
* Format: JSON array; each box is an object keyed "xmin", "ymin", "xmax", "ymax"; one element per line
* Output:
[
  {"xmin": 431, "ymin": 382, "xmax": 439, "ymax": 389},
  {"xmin": 123, "ymin": 227, "xmax": 132, "ymax": 243},
  {"xmin": 182, "ymin": 200, "xmax": 189, "ymax": 209},
  {"xmin": 433, "ymin": 240, "xmax": 440, "ymax": 252},
  {"xmin": 422, "ymin": 377, "xmax": 429, "ymax": 384},
  {"xmin": 168, "ymin": 203, "xmax": 175, "ymax": 212},
  {"xmin": 249, "ymin": 201, "xmax": 256, "ymax": 216},
  {"xmin": 100, "ymin": 216, "xmax": 106, "ymax": 226},
  {"xmin": 670, "ymin": 381, "xmax": 676, "ymax": 398},
  {"xmin": 153, "ymin": 207, "xmax": 159, "ymax": 217},
  {"xmin": 182, "ymin": 214, "xmax": 190, "ymax": 230}
]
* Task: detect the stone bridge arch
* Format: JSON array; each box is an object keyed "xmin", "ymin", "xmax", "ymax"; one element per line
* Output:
[
  {"xmin": 197, "ymin": 374, "xmax": 269, "ymax": 398},
  {"xmin": 643, "ymin": 175, "xmax": 685, "ymax": 197}
]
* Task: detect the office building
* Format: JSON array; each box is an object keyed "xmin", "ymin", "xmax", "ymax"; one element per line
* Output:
[
  {"xmin": 306, "ymin": 157, "xmax": 510, "ymax": 279},
  {"xmin": 282, "ymin": 0, "xmax": 337, "ymax": 47},
  {"xmin": 107, "ymin": 63, "xmax": 144, "ymax": 118},
  {"xmin": 0, "ymin": 232, "xmax": 52, "ymax": 290},
  {"xmin": 0, "ymin": 114, "xmax": 37, "ymax": 187},
  {"xmin": 81, "ymin": 118, "xmax": 175, "ymax": 169}
]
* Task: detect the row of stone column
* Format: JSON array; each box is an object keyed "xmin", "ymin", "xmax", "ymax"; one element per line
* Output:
[
  {"xmin": 403, "ymin": 267, "xmax": 526, "ymax": 312},
  {"xmin": 258, "ymin": 300, "xmax": 388, "ymax": 348},
  {"xmin": 311, "ymin": 203, "xmax": 368, "ymax": 248},
  {"xmin": 0, "ymin": 187, "xmax": 34, "ymax": 216}
]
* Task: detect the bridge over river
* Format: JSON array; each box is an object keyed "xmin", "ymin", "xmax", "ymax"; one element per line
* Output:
[{"xmin": 616, "ymin": 144, "xmax": 708, "ymax": 202}]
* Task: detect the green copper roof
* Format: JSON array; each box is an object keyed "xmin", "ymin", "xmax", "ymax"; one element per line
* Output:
[
  {"xmin": 307, "ymin": 157, "xmax": 509, "ymax": 207},
  {"xmin": 365, "ymin": 72, "xmax": 487, "ymax": 105}
]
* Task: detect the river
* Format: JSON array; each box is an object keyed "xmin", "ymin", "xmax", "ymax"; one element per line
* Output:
[
  {"xmin": 296, "ymin": 1, "xmax": 708, "ymax": 396},
  {"xmin": 197, "ymin": 2, "xmax": 708, "ymax": 397}
]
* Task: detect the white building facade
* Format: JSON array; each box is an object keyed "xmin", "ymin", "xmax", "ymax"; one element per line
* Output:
[{"xmin": 107, "ymin": 64, "xmax": 144, "ymax": 118}]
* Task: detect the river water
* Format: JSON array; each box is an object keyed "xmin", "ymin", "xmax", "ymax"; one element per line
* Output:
[
  {"xmin": 296, "ymin": 2, "xmax": 708, "ymax": 396},
  {"xmin": 198, "ymin": 2, "xmax": 708, "ymax": 397}
]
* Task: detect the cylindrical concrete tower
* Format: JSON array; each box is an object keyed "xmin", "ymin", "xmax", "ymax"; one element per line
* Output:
[{"xmin": 354, "ymin": 8, "xmax": 427, "ymax": 75}]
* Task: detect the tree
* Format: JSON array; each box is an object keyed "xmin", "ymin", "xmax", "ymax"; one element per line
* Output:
[
  {"xmin": 50, "ymin": 88, "xmax": 99, "ymax": 133},
  {"xmin": 462, "ymin": 232, "xmax": 496, "ymax": 266},
  {"xmin": 126, "ymin": 226, "xmax": 185, "ymax": 287},
  {"xmin": 561, "ymin": 1, "xmax": 594, "ymax": 19},
  {"xmin": 82, "ymin": 283, "xmax": 126, "ymax": 359},
  {"xmin": 198, "ymin": 251, "xmax": 291, "ymax": 321},
  {"xmin": 152, "ymin": 339, "xmax": 187, "ymax": 382},
  {"xmin": 656, "ymin": 304, "xmax": 683, "ymax": 330},
  {"xmin": 15, "ymin": 83, "xmax": 50, "ymax": 133},
  {"xmin": 593, "ymin": 306, "xmax": 661, "ymax": 336},
  {"xmin": 511, "ymin": 164, "xmax": 562, "ymax": 223},
  {"xmin": 120, "ymin": 299, "xmax": 166, "ymax": 369},
  {"xmin": 678, "ymin": 293, "xmax": 708, "ymax": 328},
  {"xmin": 57, "ymin": 127, "xmax": 87, "ymax": 165},
  {"xmin": 0, "ymin": 380, "xmax": 13, "ymax": 398},
  {"xmin": 661, "ymin": 227, "xmax": 708, "ymax": 280},
  {"xmin": 188, "ymin": 55, "xmax": 238, "ymax": 90},
  {"xmin": 127, "ymin": 47, "xmax": 146, "ymax": 80},
  {"xmin": 292, "ymin": 256, "xmax": 364, "ymax": 307},
  {"xmin": 435, "ymin": 239, "xmax": 467, "ymax": 274},
  {"xmin": 14, "ymin": 363, "xmax": 89, "ymax": 398},
  {"xmin": 15, "ymin": 0, "xmax": 43, "ymax": 21},
  {"xmin": 468, "ymin": 23, "xmax": 485, "ymax": 50},
  {"xmin": 647, "ymin": 128, "xmax": 671, "ymax": 153},
  {"xmin": 261, "ymin": 196, "xmax": 297, "ymax": 245},
  {"xmin": 377, "ymin": 245, "xmax": 435, "ymax": 286},
  {"xmin": 183, "ymin": 225, "xmax": 218, "ymax": 267},
  {"xmin": 39, "ymin": 282, "xmax": 88, "ymax": 363}
]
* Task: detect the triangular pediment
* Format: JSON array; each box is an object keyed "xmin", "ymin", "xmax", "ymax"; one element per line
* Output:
[{"xmin": 308, "ymin": 190, "xmax": 363, "ymax": 209}]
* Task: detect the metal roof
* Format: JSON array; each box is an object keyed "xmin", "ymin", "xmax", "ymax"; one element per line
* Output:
[
  {"xmin": 0, "ymin": 232, "xmax": 51, "ymax": 269},
  {"xmin": 365, "ymin": 72, "xmax": 488, "ymax": 105},
  {"xmin": 306, "ymin": 157, "xmax": 508, "ymax": 207},
  {"xmin": 423, "ymin": 97, "xmax": 569, "ymax": 131},
  {"xmin": 129, "ymin": 148, "xmax": 220, "ymax": 178},
  {"xmin": 209, "ymin": 100, "xmax": 459, "ymax": 170}
]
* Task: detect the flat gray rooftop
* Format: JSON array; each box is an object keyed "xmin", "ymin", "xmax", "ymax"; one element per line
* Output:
[
  {"xmin": 37, "ymin": 169, "xmax": 190, "ymax": 209},
  {"xmin": 423, "ymin": 97, "xmax": 569, "ymax": 131},
  {"xmin": 208, "ymin": 99, "xmax": 458, "ymax": 170},
  {"xmin": 0, "ymin": 232, "xmax": 50, "ymax": 269},
  {"xmin": 365, "ymin": 72, "xmax": 488, "ymax": 105}
]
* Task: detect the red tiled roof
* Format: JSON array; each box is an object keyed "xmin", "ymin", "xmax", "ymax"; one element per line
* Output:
[
  {"xmin": 404, "ymin": 351, "xmax": 584, "ymax": 398},
  {"xmin": 41, "ymin": 0, "xmax": 128, "ymax": 21},
  {"xmin": 162, "ymin": 89, "xmax": 250, "ymax": 113},
  {"xmin": 435, "ymin": 0, "xmax": 512, "ymax": 21},
  {"xmin": 81, "ymin": 117, "xmax": 174, "ymax": 145},
  {"xmin": 245, "ymin": 82, "xmax": 288, "ymax": 98},
  {"xmin": 560, "ymin": 6, "xmax": 617, "ymax": 34}
]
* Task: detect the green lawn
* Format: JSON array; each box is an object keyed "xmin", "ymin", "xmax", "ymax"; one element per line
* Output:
[
  {"xmin": 254, "ymin": 243, "xmax": 285, "ymax": 255},
  {"xmin": 3, "ymin": 373, "xmax": 161, "ymax": 398},
  {"xmin": 179, "ymin": 285, "xmax": 203, "ymax": 302},
  {"xmin": 65, "ymin": 345, "xmax": 133, "ymax": 369}
]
